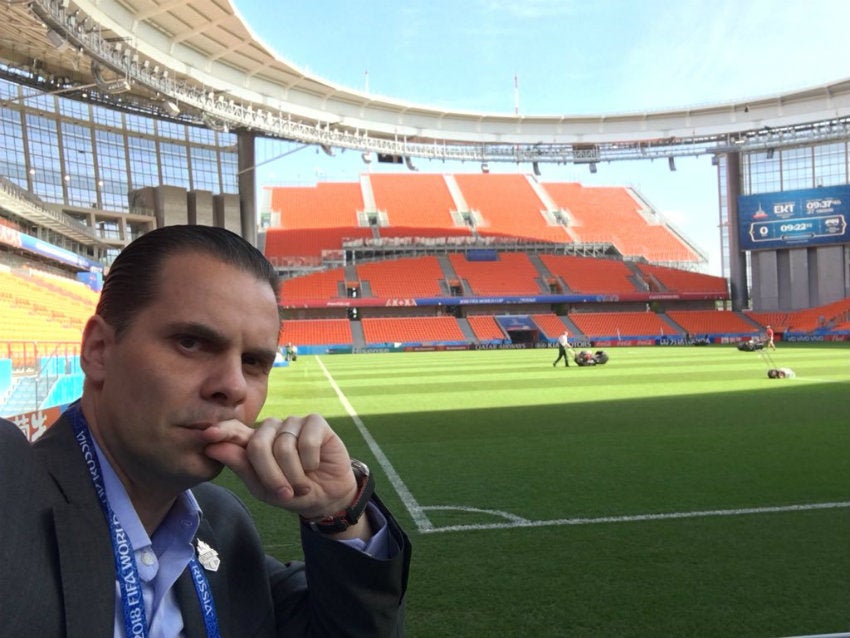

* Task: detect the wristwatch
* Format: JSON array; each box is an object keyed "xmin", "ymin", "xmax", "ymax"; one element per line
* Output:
[{"xmin": 301, "ymin": 459, "xmax": 375, "ymax": 534}]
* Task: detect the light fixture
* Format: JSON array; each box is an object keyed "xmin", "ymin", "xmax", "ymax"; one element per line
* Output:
[
  {"xmin": 532, "ymin": 161, "xmax": 541, "ymax": 177},
  {"xmin": 361, "ymin": 152, "xmax": 372, "ymax": 164},
  {"xmin": 766, "ymin": 148, "xmax": 775, "ymax": 159},
  {"xmin": 163, "ymin": 100, "xmax": 180, "ymax": 117},
  {"xmin": 45, "ymin": 29, "xmax": 66, "ymax": 49},
  {"xmin": 404, "ymin": 156, "xmax": 418, "ymax": 172},
  {"xmin": 481, "ymin": 162, "xmax": 489, "ymax": 173},
  {"xmin": 668, "ymin": 157, "xmax": 676, "ymax": 172},
  {"xmin": 589, "ymin": 162, "xmax": 597, "ymax": 174}
]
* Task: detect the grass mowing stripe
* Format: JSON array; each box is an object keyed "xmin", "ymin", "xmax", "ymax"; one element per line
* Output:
[
  {"xmin": 252, "ymin": 344, "xmax": 849, "ymax": 637},
  {"xmin": 314, "ymin": 356, "xmax": 434, "ymax": 532}
]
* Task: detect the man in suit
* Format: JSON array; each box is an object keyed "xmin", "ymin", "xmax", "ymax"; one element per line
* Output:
[{"xmin": 0, "ymin": 225, "xmax": 410, "ymax": 637}]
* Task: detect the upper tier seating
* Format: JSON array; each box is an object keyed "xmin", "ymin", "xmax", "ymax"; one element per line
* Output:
[
  {"xmin": 543, "ymin": 182, "xmax": 699, "ymax": 262},
  {"xmin": 357, "ymin": 256, "xmax": 445, "ymax": 297},
  {"xmin": 265, "ymin": 227, "xmax": 372, "ymax": 261},
  {"xmin": 281, "ymin": 269, "xmax": 345, "ymax": 301},
  {"xmin": 635, "ymin": 263, "xmax": 728, "ymax": 295},
  {"xmin": 541, "ymin": 254, "xmax": 638, "ymax": 294},
  {"xmin": 452, "ymin": 174, "xmax": 572, "ymax": 243},
  {"xmin": 270, "ymin": 182, "xmax": 364, "ymax": 228},
  {"xmin": 449, "ymin": 252, "xmax": 543, "ymax": 296},
  {"xmin": 370, "ymin": 174, "xmax": 459, "ymax": 230}
]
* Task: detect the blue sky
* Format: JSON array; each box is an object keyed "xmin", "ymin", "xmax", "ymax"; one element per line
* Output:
[{"xmin": 233, "ymin": 0, "xmax": 850, "ymax": 275}]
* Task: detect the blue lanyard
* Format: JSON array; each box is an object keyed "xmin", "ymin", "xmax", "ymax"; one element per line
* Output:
[{"xmin": 69, "ymin": 405, "xmax": 221, "ymax": 638}]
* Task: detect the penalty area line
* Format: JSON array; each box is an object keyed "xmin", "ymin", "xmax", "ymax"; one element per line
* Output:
[
  {"xmin": 315, "ymin": 357, "xmax": 434, "ymax": 532},
  {"xmin": 420, "ymin": 501, "xmax": 850, "ymax": 534}
]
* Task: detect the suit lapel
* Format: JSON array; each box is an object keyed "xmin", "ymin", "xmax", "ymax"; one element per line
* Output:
[{"xmin": 36, "ymin": 415, "xmax": 116, "ymax": 638}]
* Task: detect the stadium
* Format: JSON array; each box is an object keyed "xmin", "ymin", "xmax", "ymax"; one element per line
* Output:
[{"xmin": 0, "ymin": 2, "xmax": 848, "ymax": 637}]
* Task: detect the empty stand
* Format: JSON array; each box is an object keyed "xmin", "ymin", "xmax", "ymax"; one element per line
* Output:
[
  {"xmin": 270, "ymin": 182, "xmax": 364, "ymax": 229},
  {"xmin": 449, "ymin": 252, "xmax": 544, "ymax": 296},
  {"xmin": 541, "ymin": 254, "xmax": 638, "ymax": 294},
  {"xmin": 453, "ymin": 173, "xmax": 571, "ymax": 242},
  {"xmin": 666, "ymin": 310, "xmax": 758, "ymax": 335},
  {"xmin": 361, "ymin": 316, "xmax": 465, "ymax": 344},
  {"xmin": 466, "ymin": 315, "xmax": 506, "ymax": 341},
  {"xmin": 357, "ymin": 256, "xmax": 446, "ymax": 297},
  {"xmin": 281, "ymin": 269, "xmax": 345, "ymax": 301},
  {"xmin": 530, "ymin": 313, "xmax": 570, "ymax": 339},
  {"xmin": 636, "ymin": 263, "xmax": 727, "ymax": 294},
  {"xmin": 265, "ymin": 227, "xmax": 372, "ymax": 262},
  {"xmin": 369, "ymin": 174, "xmax": 459, "ymax": 230},
  {"xmin": 543, "ymin": 182, "xmax": 700, "ymax": 262},
  {"xmin": 280, "ymin": 319, "xmax": 353, "ymax": 346},
  {"xmin": 569, "ymin": 311, "xmax": 678, "ymax": 338}
]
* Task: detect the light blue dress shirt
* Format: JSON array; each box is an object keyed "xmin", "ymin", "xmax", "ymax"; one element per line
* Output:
[{"xmin": 92, "ymin": 440, "xmax": 389, "ymax": 638}]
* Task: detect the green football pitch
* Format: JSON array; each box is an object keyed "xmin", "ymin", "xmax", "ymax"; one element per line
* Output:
[{"xmin": 217, "ymin": 343, "xmax": 850, "ymax": 638}]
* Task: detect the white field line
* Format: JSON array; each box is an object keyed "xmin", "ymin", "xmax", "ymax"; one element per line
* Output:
[
  {"xmin": 315, "ymin": 358, "xmax": 848, "ymax": 536},
  {"xmin": 417, "ymin": 501, "xmax": 850, "ymax": 534},
  {"xmin": 316, "ymin": 357, "xmax": 434, "ymax": 531}
]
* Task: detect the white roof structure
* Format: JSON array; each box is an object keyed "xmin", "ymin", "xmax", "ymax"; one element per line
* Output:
[{"xmin": 2, "ymin": 0, "xmax": 850, "ymax": 165}]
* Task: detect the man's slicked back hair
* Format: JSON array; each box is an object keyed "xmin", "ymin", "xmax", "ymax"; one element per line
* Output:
[{"xmin": 96, "ymin": 225, "xmax": 280, "ymax": 337}]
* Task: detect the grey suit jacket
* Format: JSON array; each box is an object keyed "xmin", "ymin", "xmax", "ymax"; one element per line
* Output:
[{"xmin": 0, "ymin": 416, "xmax": 410, "ymax": 638}]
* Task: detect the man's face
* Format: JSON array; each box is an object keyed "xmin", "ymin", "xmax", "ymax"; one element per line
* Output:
[{"xmin": 86, "ymin": 251, "xmax": 280, "ymax": 495}]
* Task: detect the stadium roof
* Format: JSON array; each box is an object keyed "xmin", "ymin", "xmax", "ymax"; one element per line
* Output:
[{"xmin": 1, "ymin": 0, "xmax": 849, "ymax": 166}]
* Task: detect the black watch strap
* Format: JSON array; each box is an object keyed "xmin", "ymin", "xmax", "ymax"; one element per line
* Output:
[{"xmin": 301, "ymin": 459, "xmax": 375, "ymax": 534}]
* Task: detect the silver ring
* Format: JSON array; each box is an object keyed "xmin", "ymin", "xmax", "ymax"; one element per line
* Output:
[{"xmin": 279, "ymin": 430, "xmax": 299, "ymax": 440}]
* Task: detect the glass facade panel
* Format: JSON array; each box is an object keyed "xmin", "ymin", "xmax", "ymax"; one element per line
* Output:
[
  {"xmin": 160, "ymin": 141, "xmax": 189, "ymax": 188},
  {"xmin": 813, "ymin": 142, "xmax": 847, "ymax": 187},
  {"xmin": 780, "ymin": 146, "xmax": 812, "ymax": 191},
  {"xmin": 0, "ymin": 78, "xmax": 239, "ymax": 218}
]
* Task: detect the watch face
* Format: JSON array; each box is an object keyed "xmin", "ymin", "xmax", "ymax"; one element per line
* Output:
[{"xmin": 351, "ymin": 459, "xmax": 370, "ymax": 477}]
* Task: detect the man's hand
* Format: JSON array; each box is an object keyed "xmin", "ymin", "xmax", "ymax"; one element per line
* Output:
[{"xmin": 202, "ymin": 414, "xmax": 358, "ymax": 521}]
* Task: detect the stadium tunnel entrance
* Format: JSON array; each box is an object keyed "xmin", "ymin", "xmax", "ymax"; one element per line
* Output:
[
  {"xmin": 506, "ymin": 328, "xmax": 539, "ymax": 344},
  {"xmin": 495, "ymin": 315, "xmax": 541, "ymax": 344}
]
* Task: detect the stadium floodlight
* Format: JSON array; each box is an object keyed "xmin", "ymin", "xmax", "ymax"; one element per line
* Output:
[
  {"xmin": 481, "ymin": 162, "xmax": 489, "ymax": 173},
  {"xmin": 668, "ymin": 156, "xmax": 676, "ymax": 171},
  {"xmin": 532, "ymin": 161, "xmax": 541, "ymax": 176},
  {"xmin": 589, "ymin": 162, "xmax": 597, "ymax": 174},
  {"xmin": 405, "ymin": 156, "xmax": 418, "ymax": 171},
  {"xmin": 766, "ymin": 147, "xmax": 775, "ymax": 159},
  {"xmin": 163, "ymin": 100, "xmax": 180, "ymax": 116}
]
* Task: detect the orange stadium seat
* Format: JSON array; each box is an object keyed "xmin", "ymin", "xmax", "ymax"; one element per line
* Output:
[
  {"xmin": 466, "ymin": 315, "xmax": 506, "ymax": 341},
  {"xmin": 449, "ymin": 252, "xmax": 543, "ymax": 296},
  {"xmin": 530, "ymin": 313, "xmax": 571, "ymax": 339},
  {"xmin": 281, "ymin": 269, "xmax": 345, "ymax": 301},
  {"xmin": 453, "ymin": 173, "xmax": 571, "ymax": 243},
  {"xmin": 357, "ymin": 256, "xmax": 445, "ymax": 297},
  {"xmin": 541, "ymin": 254, "xmax": 638, "ymax": 294},
  {"xmin": 280, "ymin": 319, "xmax": 353, "ymax": 346},
  {"xmin": 361, "ymin": 316, "xmax": 465, "ymax": 344},
  {"xmin": 569, "ymin": 311, "xmax": 678, "ymax": 338},
  {"xmin": 666, "ymin": 310, "xmax": 758, "ymax": 335},
  {"xmin": 369, "ymin": 174, "xmax": 459, "ymax": 230}
]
